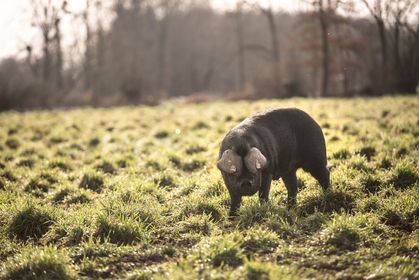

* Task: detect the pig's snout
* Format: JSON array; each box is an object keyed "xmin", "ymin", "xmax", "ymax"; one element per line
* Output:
[{"xmin": 240, "ymin": 180, "xmax": 253, "ymax": 192}]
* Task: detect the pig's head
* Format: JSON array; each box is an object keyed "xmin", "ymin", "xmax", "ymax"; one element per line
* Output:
[{"xmin": 217, "ymin": 147, "xmax": 268, "ymax": 196}]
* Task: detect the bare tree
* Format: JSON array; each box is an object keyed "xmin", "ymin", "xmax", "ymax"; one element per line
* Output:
[
  {"xmin": 388, "ymin": 0, "xmax": 418, "ymax": 93},
  {"xmin": 300, "ymin": 0, "xmax": 335, "ymax": 96},
  {"xmin": 83, "ymin": 0, "xmax": 94, "ymax": 91},
  {"xmin": 243, "ymin": 0, "xmax": 281, "ymax": 97},
  {"xmin": 235, "ymin": 1, "xmax": 246, "ymax": 92},
  {"xmin": 359, "ymin": 0, "xmax": 391, "ymax": 94},
  {"xmin": 29, "ymin": 0, "xmax": 68, "ymax": 89},
  {"xmin": 154, "ymin": 0, "xmax": 180, "ymax": 94}
]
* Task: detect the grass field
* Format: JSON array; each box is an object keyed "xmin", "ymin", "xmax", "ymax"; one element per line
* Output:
[{"xmin": 0, "ymin": 96, "xmax": 419, "ymax": 279}]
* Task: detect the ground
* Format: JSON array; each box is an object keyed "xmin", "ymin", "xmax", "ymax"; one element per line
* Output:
[{"xmin": 0, "ymin": 96, "xmax": 418, "ymax": 279}]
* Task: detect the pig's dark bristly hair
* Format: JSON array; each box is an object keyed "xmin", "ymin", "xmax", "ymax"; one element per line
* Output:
[{"xmin": 232, "ymin": 136, "xmax": 251, "ymax": 157}]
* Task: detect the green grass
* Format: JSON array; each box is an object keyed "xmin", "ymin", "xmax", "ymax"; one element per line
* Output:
[{"xmin": 1, "ymin": 96, "xmax": 419, "ymax": 279}]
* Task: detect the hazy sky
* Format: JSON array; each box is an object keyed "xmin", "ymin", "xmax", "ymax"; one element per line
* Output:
[{"xmin": 0, "ymin": 0, "xmax": 304, "ymax": 60}]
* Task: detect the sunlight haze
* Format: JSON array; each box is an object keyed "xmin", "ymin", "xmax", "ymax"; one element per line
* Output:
[{"xmin": 0, "ymin": 0, "xmax": 301, "ymax": 59}]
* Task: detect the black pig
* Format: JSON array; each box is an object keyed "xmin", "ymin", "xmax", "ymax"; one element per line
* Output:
[{"xmin": 217, "ymin": 107, "xmax": 330, "ymax": 217}]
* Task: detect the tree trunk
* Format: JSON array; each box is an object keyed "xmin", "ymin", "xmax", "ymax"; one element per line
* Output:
[
  {"xmin": 376, "ymin": 18, "xmax": 388, "ymax": 94},
  {"xmin": 54, "ymin": 19, "xmax": 64, "ymax": 90},
  {"xmin": 318, "ymin": 1, "xmax": 329, "ymax": 97},
  {"xmin": 264, "ymin": 6, "xmax": 280, "ymax": 96},
  {"xmin": 84, "ymin": 0, "xmax": 93, "ymax": 92},
  {"xmin": 235, "ymin": 2, "xmax": 246, "ymax": 92},
  {"xmin": 43, "ymin": 29, "xmax": 51, "ymax": 84},
  {"xmin": 157, "ymin": 16, "xmax": 169, "ymax": 93}
]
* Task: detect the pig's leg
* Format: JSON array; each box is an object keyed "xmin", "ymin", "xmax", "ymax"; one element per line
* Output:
[
  {"xmin": 228, "ymin": 193, "xmax": 242, "ymax": 217},
  {"xmin": 258, "ymin": 173, "xmax": 273, "ymax": 203},
  {"xmin": 282, "ymin": 170, "xmax": 298, "ymax": 207}
]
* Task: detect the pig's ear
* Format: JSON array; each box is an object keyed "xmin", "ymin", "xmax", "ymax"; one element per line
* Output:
[
  {"xmin": 244, "ymin": 147, "xmax": 267, "ymax": 174},
  {"xmin": 217, "ymin": 149, "xmax": 243, "ymax": 176}
]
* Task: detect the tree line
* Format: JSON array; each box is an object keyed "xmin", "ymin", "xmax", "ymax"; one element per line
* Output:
[{"xmin": 0, "ymin": 0, "xmax": 418, "ymax": 111}]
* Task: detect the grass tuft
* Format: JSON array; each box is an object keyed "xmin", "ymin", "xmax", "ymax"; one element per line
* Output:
[
  {"xmin": 24, "ymin": 177, "xmax": 51, "ymax": 197},
  {"xmin": 7, "ymin": 201, "xmax": 55, "ymax": 240},
  {"xmin": 298, "ymin": 187, "xmax": 355, "ymax": 215},
  {"xmin": 333, "ymin": 148, "xmax": 351, "ymax": 160},
  {"xmin": 242, "ymin": 227, "xmax": 280, "ymax": 252},
  {"xmin": 359, "ymin": 146, "xmax": 376, "ymax": 161},
  {"xmin": 5, "ymin": 137, "xmax": 20, "ymax": 149},
  {"xmin": 246, "ymin": 259, "xmax": 271, "ymax": 280},
  {"xmin": 321, "ymin": 212, "xmax": 361, "ymax": 250},
  {"xmin": 154, "ymin": 130, "xmax": 169, "ymax": 139},
  {"xmin": 79, "ymin": 170, "xmax": 105, "ymax": 192},
  {"xmin": 1, "ymin": 97, "xmax": 419, "ymax": 279},
  {"xmin": 96, "ymin": 159, "xmax": 118, "ymax": 174},
  {"xmin": 1, "ymin": 245, "xmax": 76, "ymax": 280},
  {"xmin": 389, "ymin": 161, "xmax": 419, "ymax": 189},
  {"xmin": 94, "ymin": 212, "xmax": 148, "ymax": 245}
]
